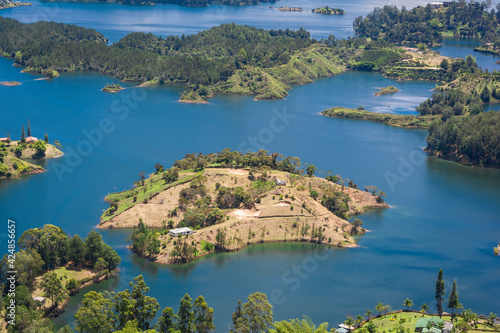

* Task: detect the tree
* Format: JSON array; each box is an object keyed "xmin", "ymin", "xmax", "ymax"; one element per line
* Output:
[
  {"xmin": 177, "ymin": 293, "xmax": 195, "ymax": 333},
  {"xmin": 420, "ymin": 303, "xmax": 429, "ymax": 316},
  {"xmin": 84, "ymin": 230, "xmax": 104, "ymax": 267},
  {"xmin": 27, "ymin": 119, "xmax": 31, "ymax": 137},
  {"xmin": 435, "ymin": 269, "xmax": 445, "ymax": 318},
  {"xmin": 375, "ymin": 303, "xmax": 385, "ymax": 317},
  {"xmin": 68, "ymin": 234, "xmax": 86, "ymax": 268},
  {"xmin": 21, "ymin": 125, "xmax": 26, "ymax": 143},
  {"xmin": 233, "ymin": 292, "xmax": 273, "ymax": 333},
  {"xmin": 310, "ymin": 190, "xmax": 319, "ymax": 200},
  {"xmin": 44, "ymin": 131, "xmax": 49, "ymax": 143},
  {"xmin": 365, "ymin": 310, "xmax": 373, "ymax": 320},
  {"xmin": 66, "ymin": 278, "xmax": 81, "ymax": 294},
  {"xmin": 403, "ymin": 298, "xmax": 413, "ymax": 311},
  {"xmin": 94, "ymin": 257, "xmax": 108, "ymax": 272},
  {"xmin": 306, "ymin": 164, "xmax": 317, "ymax": 177},
  {"xmin": 1, "ymin": 249, "xmax": 44, "ymax": 289},
  {"xmin": 215, "ymin": 228, "xmax": 227, "ymax": 251},
  {"xmin": 345, "ymin": 317, "xmax": 354, "ymax": 332},
  {"xmin": 480, "ymin": 86, "xmax": 491, "ymax": 103},
  {"xmin": 32, "ymin": 140, "xmax": 47, "ymax": 158},
  {"xmin": 156, "ymin": 307, "xmax": 178, "ymax": 333},
  {"xmin": 75, "ymin": 291, "xmax": 117, "ymax": 333},
  {"xmin": 447, "ymin": 280, "xmax": 459, "ymax": 319},
  {"xmin": 6, "ymin": 131, "xmax": 10, "ymax": 145},
  {"xmin": 40, "ymin": 272, "xmax": 67, "ymax": 307},
  {"xmin": 193, "ymin": 295, "xmax": 215, "ymax": 333},
  {"xmin": 488, "ymin": 313, "xmax": 497, "ymax": 326},
  {"xmin": 130, "ymin": 275, "xmax": 160, "ymax": 331},
  {"xmin": 440, "ymin": 59, "xmax": 449, "ymax": 70},
  {"xmin": 355, "ymin": 314, "xmax": 364, "ymax": 328},
  {"xmin": 365, "ymin": 321, "xmax": 377, "ymax": 333}
]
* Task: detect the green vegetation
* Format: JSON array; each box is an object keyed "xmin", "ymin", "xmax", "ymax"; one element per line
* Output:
[
  {"xmin": 0, "ymin": 225, "xmax": 120, "ymax": 332},
  {"xmin": 374, "ymin": 85, "xmax": 399, "ymax": 96},
  {"xmin": 0, "ymin": 0, "xmax": 31, "ymax": 9},
  {"xmin": 322, "ymin": 107, "xmax": 439, "ymax": 128},
  {"xmin": 354, "ymin": 2, "xmax": 500, "ymax": 46},
  {"xmin": 312, "ymin": 7, "xmax": 345, "ymax": 15},
  {"xmin": 426, "ymin": 111, "xmax": 500, "ymax": 168},
  {"xmin": 102, "ymin": 82, "xmax": 123, "ymax": 92},
  {"xmin": 0, "ymin": 123, "xmax": 62, "ymax": 179},
  {"xmin": 42, "ymin": 0, "xmax": 276, "ymax": 7}
]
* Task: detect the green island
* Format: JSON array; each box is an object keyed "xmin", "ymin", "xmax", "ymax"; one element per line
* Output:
[
  {"xmin": 374, "ymin": 86, "xmax": 399, "ymax": 96},
  {"xmin": 39, "ymin": 0, "xmax": 276, "ymax": 7},
  {"xmin": 102, "ymin": 82, "xmax": 123, "ymax": 93},
  {"xmin": 0, "ymin": 122, "xmax": 63, "ymax": 179},
  {"xmin": 354, "ymin": 2, "xmax": 500, "ymax": 46},
  {"xmin": 322, "ymin": 107, "xmax": 439, "ymax": 129},
  {"xmin": 0, "ymin": 0, "xmax": 31, "ymax": 9},
  {"xmin": 0, "ymin": 81, "xmax": 20, "ymax": 86},
  {"xmin": 0, "ymin": 225, "xmax": 120, "ymax": 332},
  {"xmin": 312, "ymin": 7, "xmax": 345, "ymax": 15},
  {"xmin": 494, "ymin": 242, "xmax": 499, "ymax": 256},
  {"xmin": 99, "ymin": 150, "xmax": 388, "ymax": 264}
]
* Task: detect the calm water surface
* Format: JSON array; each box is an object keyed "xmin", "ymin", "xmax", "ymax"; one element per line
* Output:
[{"xmin": 1, "ymin": 0, "xmax": 500, "ymax": 330}]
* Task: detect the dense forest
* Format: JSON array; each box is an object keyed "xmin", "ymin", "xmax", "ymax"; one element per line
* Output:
[
  {"xmin": 0, "ymin": 225, "xmax": 120, "ymax": 333},
  {"xmin": 426, "ymin": 111, "xmax": 500, "ymax": 167},
  {"xmin": 41, "ymin": 0, "xmax": 275, "ymax": 7},
  {"xmin": 0, "ymin": 18, "xmax": 316, "ymax": 88},
  {"xmin": 354, "ymin": 1, "xmax": 500, "ymax": 45}
]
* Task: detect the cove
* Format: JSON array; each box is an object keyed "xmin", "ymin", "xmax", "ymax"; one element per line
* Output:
[{"xmin": 1, "ymin": 53, "xmax": 500, "ymax": 331}]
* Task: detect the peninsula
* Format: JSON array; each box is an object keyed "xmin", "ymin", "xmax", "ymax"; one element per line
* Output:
[
  {"xmin": 0, "ymin": 125, "xmax": 63, "ymax": 179},
  {"xmin": 99, "ymin": 150, "xmax": 388, "ymax": 264},
  {"xmin": 0, "ymin": 0, "xmax": 31, "ymax": 9},
  {"xmin": 321, "ymin": 107, "xmax": 438, "ymax": 129}
]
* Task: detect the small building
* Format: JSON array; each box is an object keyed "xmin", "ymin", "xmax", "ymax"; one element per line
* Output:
[
  {"xmin": 493, "ymin": 317, "xmax": 500, "ymax": 326},
  {"xmin": 276, "ymin": 179, "xmax": 287, "ymax": 186},
  {"xmin": 33, "ymin": 296, "xmax": 46, "ymax": 305},
  {"xmin": 0, "ymin": 138, "xmax": 9, "ymax": 143},
  {"xmin": 169, "ymin": 227, "xmax": 194, "ymax": 237},
  {"xmin": 415, "ymin": 317, "xmax": 444, "ymax": 332},
  {"xmin": 25, "ymin": 136, "xmax": 38, "ymax": 144}
]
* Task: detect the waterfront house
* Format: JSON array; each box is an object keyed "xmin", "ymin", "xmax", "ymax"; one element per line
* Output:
[
  {"xmin": 0, "ymin": 138, "xmax": 8, "ymax": 143},
  {"xmin": 33, "ymin": 296, "xmax": 46, "ymax": 305},
  {"xmin": 415, "ymin": 317, "xmax": 452, "ymax": 333},
  {"xmin": 26, "ymin": 136, "xmax": 38, "ymax": 144},
  {"xmin": 169, "ymin": 227, "xmax": 194, "ymax": 237}
]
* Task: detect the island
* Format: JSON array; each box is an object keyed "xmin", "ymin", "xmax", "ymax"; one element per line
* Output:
[
  {"xmin": 102, "ymin": 82, "xmax": 123, "ymax": 92},
  {"xmin": 0, "ymin": 0, "xmax": 31, "ymax": 9},
  {"xmin": 374, "ymin": 86, "xmax": 399, "ymax": 96},
  {"xmin": 99, "ymin": 150, "xmax": 388, "ymax": 264},
  {"xmin": 494, "ymin": 243, "xmax": 499, "ymax": 256},
  {"xmin": 312, "ymin": 7, "xmax": 345, "ymax": 15},
  {"xmin": 0, "ymin": 124, "xmax": 63, "ymax": 179},
  {"xmin": 278, "ymin": 6, "xmax": 302, "ymax": 12},
  {"xmin": 321, "ymin": 107, "xmax": 439, "ymax": 128},
  {"xmin": 0, "ymin": 80, "xmax": 20, "ymax": 86}
]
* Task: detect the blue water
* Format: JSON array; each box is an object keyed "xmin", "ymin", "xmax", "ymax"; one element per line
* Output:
[{"xmin": 1, "ymin": 0, "xmax": 500, "ymax": 331}]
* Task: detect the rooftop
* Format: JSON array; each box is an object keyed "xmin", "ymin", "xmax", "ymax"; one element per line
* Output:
[{"xmin": 169, "ymin": 227, "xmax": 194, "ymax": 233}]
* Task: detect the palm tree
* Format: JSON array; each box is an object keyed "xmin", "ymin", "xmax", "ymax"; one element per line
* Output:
[
  {"xmin": 375, "ymin": 303, "xmax": 385, "ymax": 317},
  {"xmin": 345, "ymin": 316, "xmax": 355, "ymax": 332},
  {"xmin": 420, "ymin": 303, "xmax": 430, "ymax": 316},
  {"xmin": 356, "ymin": 315, "xmax": 365, "ymax": 328},
  {"xmin": 365, "ymin": 310, "xmax": 373, "ymax": 321},
  {"xmin": 488, "ymin": 313, "xmax": 497, "ymax": 326},
  {"xmin": 365, "ymin": 321, "xmax": 378, "ymax": 333},
  {"xmin": 403, "ymin": 298, "xmax": 414, "ymax": 311},
  {"xmin": 383, "ymin": 304, "xmax": 392, "ymax": 317}
]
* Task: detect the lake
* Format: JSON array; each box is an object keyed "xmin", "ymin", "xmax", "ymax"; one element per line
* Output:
[{"xmin": 1, "ymin": 0, "xmax": 500, "ymax": 331}]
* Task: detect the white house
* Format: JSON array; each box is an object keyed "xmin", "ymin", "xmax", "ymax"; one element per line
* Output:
[
  {"xmin": 169, "ymin": 227, "xmax": 194, "ymax": 237},
  {"xmin": 276, "ymin": 179, "xmax": 287, "ymax": 186}
]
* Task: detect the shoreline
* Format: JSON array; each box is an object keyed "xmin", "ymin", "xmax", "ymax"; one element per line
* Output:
[{"xmin": 133, "ymin": 237, "xmax": 361, "ymax": 266}]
